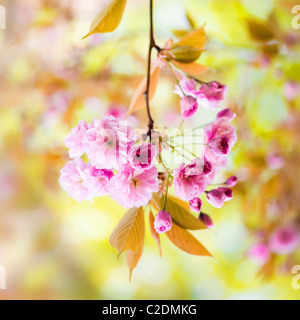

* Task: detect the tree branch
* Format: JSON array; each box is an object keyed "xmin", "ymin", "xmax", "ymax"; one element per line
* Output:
[{"xmin": 144, "ymin": 0, "xmax": 160, "ymax": 140}]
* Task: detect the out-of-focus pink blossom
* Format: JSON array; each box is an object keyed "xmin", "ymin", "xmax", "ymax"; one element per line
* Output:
[
  {"xmin": 248, "ymin": 244, "xmax": 270, "ymax": 265},
  {"xmin": 109, "ymin": 164, "xmax": 159, "ymax": 209},
  {"xmin": 58, "ymin": 159, "xmax": 92, "ymax": 203},
  {"xmin": 206, "ymin": 187, "xmax": 232, "ymax": 208},
  {"xmin": 283, "ymin": 81, "xmax": 299, "ymax": 101},
  {"xmin": 173, "ymin": 159, "xmax": 207, "ymax": 201},
  {"xmin": 266, "ymin": 154, "xmax": 284, "ymax": 170},
  {"xmin": 129, "ymin": 143, "xmax": 157, "ymax": 170},
  {"xmin": 189, "ymin": 197, "xmax": 202, "ymax": 213},
  {"xmin": 154, "ymin": 211, "xmax": 172, "ymax": 233},
  {"xmin": 225, "ymin": 176, "xmax": 238, "ymax": 187},
  {"xmin": 65, "ymin": 120, "xmax": 90, "ymax": 158},
  {"xmin": 180, "ymin": 96, "xmax": 198, "ymax": 119},
  {"xmin": 217, "ymin": 108, "xmax": 236, "ymax": 121},
  {"xmin": 199, "ymin": 213, "xmax": 214, "ymax": 229},
  {"xmin": 85, "ymin": 116, "xmax": 136, "ymax": 170},
  {"xmin": 269, "ymin": 226, "xmax": 300, "ymax": 255}
]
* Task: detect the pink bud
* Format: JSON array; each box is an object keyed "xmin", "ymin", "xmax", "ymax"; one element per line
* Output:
[
  {"xmin": 180, "ymin": 96, "xmax": 198, "ymax": 119},
  {"xmin": 208, "ymin": 136, "xmax": 230, "ymax": 156},
  {"xmin": 225, "ymin": 176, "xmax": 238, "ymax": 187},
  {"xmin": 217, "ymin": 108, "xmax": 236, "ymax": 121},
  {"xmin": 154, "ymin": 211, "xmax": 172, "ymax": 234},
  {"xmin": 206, "ymin": 187, "xmax": 233, "ymax": 208},
  {"xmin": 203, "ymin": 159, "xmax": 212, "ymax": 175},
  {"xmin": 189, "ymin": 197, "xmax": 202, "ymax": 213},
  {"xmin": 199, "ymin": 213, "xmax": 214, "ymax": 229}
]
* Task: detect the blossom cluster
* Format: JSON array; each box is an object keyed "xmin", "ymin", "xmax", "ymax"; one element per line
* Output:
[{"xmin": 59, "ymin": 75, "xmax": 237, "ymax": 234}]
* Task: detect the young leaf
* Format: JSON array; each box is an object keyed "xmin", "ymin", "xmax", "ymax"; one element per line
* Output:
[
  {"xmin": 172, "ymin": 25, "xmax": 206, "ymax": 51},
  {"xmin": 149, "ymin": 210, "xmax": 162, "ymax": 257},
  {"xmin": 109, "ymin": 207, "xmax": 145, "ymax": 258},
  {"xmin": 170, "ymin": 46, "xmax": 202, "ymax": 63},
  {"xmin": 155, "ymin": 194, "xmax": 207, "ymax": 230},
  {"xmin": 166, "ymin": 222, "xmax": 212, "ymax": 256},
  {"xmin": 126, "ymin": 66, "xmax": 160, "ymax": 117},
  {"xmin": 82, "ymin": 0, "xmax": 127, "ymax": 39},
  {"xmin": 127, "ymin": 249, "xmax": 143, "ymax": 281},
  {"xmin": 172, "ymin": 61, "xmax": 208, "ymax": 76}
]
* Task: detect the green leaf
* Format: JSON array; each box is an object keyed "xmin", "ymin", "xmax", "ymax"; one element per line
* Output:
[
  {"xmin": 247, "ymin": 19, "xmax": 275, "ymax": 42},
  {"xmin": 170, "ymin": 46, "xmax": 202, "ymax": 63},
  {"xmin": 83, "ymin": 0, "xmax": 127, "ymax": 39}
]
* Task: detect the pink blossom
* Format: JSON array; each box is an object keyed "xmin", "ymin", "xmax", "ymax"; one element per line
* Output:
[
  {"xmin": 154, "ymin": 211, "xmax": 172, "ymax": 233},
  {"xmin": 84, "ymin": 167, "xmax": 113, "ymax": 198},
  {"xmin": 129, "ymin": 143, "xmax": 157, "ymax": 170},
  {"xmin": 58, "ymin": 159, "xmax": 92, "ymax": 203},
  {"xmin": 189, "ymin": 197, "xmax": 202, "ymax": 213},
  {"xmin": 248, "ymin": 244, "xmax": 270, "ymax": 265},
  {"xmin": 283, "ymin": 81, "xmax": 299, "ymax": 101},
  {"xmin": 85, "ymin": 116, "xmax": 136, "ymax": 170},
  {"xmin": 269, "ymin": 226, "xmax": 300, "ymax": 255},
  {"xmin": 206, "ymin": 187, "xmax": 232, "ymax": 208},
  {"xmin": 180, "ymin": 96, "xmax": 198, "ymax": 119},
  {"xmin": 204, "ymin": 110, "xmax": 237, "ymax": 167},
  {"xmin": 196, "ymin": 81, "xmax": 227, "ymax": 109},
  {"xmin": 266, "ymin": 154, "xmax": 284, "ymax": 170},
  {"xmin": 199, "ymin": 213, "xmax": 214, "ymax": 229},
  {"xmin": 109, "ymin": 164, "xmax": 159, "ymax": 209},
  {"xmin": 65, "ymin": 120, "xmax": 90, "ymax": 158},
  {"xmin": 208, "ymin": 136, "xmax": 230, "ymax": 156},
  {"xmin": 217, "ymin": 108, "xmax": 236, "ymax": 121},
  {"xmin": 173, "ymin": 159, "xmax": 208, "ymax": 201},
  {"xmin": 225, "ymin": 176, "xmax": 238, "ymax": 187},
  {"xmin": 174, "ymin": 77, "xmax": 198, "ymax": 98}
]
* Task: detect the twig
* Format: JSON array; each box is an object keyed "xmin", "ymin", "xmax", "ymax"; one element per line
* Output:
[{"xmin": 144, "ymin": 0, "xmax": 160, "ymax": 140}]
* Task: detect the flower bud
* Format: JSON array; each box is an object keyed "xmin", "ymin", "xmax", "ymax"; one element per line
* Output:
[
  {"xmin": 189, "ymin": 197, "xmax": 202, "ymax": 213},
  {"xmin": 199, "ymin": 213, "xmax": 214, "ymax": 229},
  {"xmin": 225, "ymin": 176, "xmax": 238, "ymax": 187},
  {"xmin": 154, "ymin": 211, "xmax": 172, "ymax": 234}
]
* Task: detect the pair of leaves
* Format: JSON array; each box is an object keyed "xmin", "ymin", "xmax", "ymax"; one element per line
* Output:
[
  {"xmin": 153, "ymin": 195, "xmax": 212, "ymax": 257},
  {"xmin": 109, "ymin": 207, "xmax": 144, "ymax": 280},
  {"xmin": 170, "ymin": 26, "xmax": 206, "ymax": 63},
  {"xmin": 83, "ymin": 0, "xmax": 127, "ymax": 39}
]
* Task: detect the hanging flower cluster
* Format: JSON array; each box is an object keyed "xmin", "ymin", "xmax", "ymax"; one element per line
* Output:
[{"xmin": 59, "ymin": 0, "xmax": 239, "ymax": 277}]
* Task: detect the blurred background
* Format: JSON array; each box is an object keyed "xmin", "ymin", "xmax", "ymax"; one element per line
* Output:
[{"xmin": 0, "ymin": 0, "xmax": 300, "ymax": 300}]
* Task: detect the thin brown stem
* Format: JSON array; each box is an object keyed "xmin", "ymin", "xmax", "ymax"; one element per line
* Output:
[{"xmin": 144, "ymin": 0, "xmax": 160, "ymax": 140}]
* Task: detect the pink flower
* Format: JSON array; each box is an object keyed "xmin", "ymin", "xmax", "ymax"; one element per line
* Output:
[
  {"xmin": 180, "ymin": 96, "xmax": 198, "ymax": 119},
  {"xmin": 283, "ymin": 80, "xmax": 299, "ymax": 101},
  {"xmin": 65, "ymin": 120, "xmax": 90, "ymax": 158},
  {"xmin": 84, "ymin": 167, "xmax": 114, "ymax": 198},
  {"xmin": 173, "ymin": 159, "xmax": 208, "ymax": 201},
  {"xmin": 58, "ymin": 159, "xmax": 92, "ymax": 203},
  {"xmin": 225, "ymin": 176, "xmax": 238, "ymax": 187},
  {"xmin": 248, "ymin": 244, "xmax": 270, "ymax": 265},
  {"xmin": 85, "ymin": 116, "xmax": 136, "ymax": 170},
  {"xmin": 109, "ymin": 164, "xmax": 159, "ymax": 209},
  {"xmin": 174, "ymin": 78, "xmax": 198, "ymax": 98},
  {"xmin": 154, "ymin": 211, "xmax": 172, "ymax": 233},
  {"xmin": 199, "ymin": 213, "xmax": 214, "ymax": 229},
  {"xmin": 197, "ymin": 81, "xmax": 227, "ymax": 109},
  {"xmin": 269, "ymin": 226, "xmax": 300, "ymax": 255},
  {"xmin": 217, "ymin": 108, "xmax": 236, "ymax": 121},
  {"xmin": 129, "ymin": 143, "xmax": 157, "ymax": 170},
  {"xmin": 266, "ymin": 154, "xmax": 284, "ymax": 170},
  {"xmin": 208, "ymin": 136, "xmax": 230, "ymax": 156},
  {"xmin": 206, "ymin": 187, "xmax": 233, "ymax": 208},
  {"xmin": 204, "ymin": 110, "xmax": 237, "ymax": 167},
  {"xmin": 189, "ymin": 197, "xmax": 202, "ymax": 213}
]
